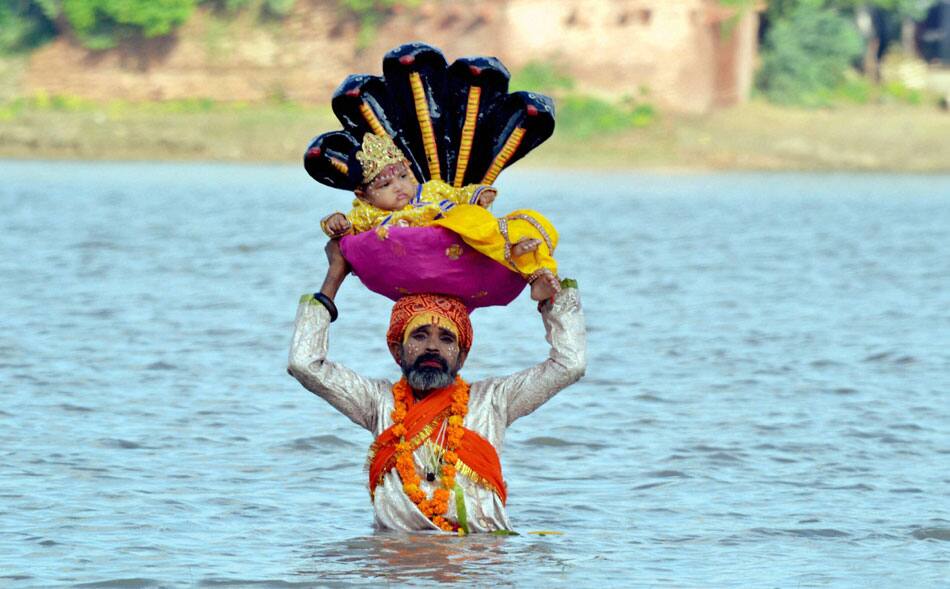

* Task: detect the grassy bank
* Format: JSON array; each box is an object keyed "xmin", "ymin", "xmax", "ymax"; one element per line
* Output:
[{"xmin": 1, "ymin": 96, "xmax": 948, "ymax": 172}]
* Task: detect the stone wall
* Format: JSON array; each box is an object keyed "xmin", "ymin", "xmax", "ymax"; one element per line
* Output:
[
  {"xmin": 500, "ymin": 0, "xmax": 717, "ymax": 110},
  {"xmin": 22, "ymin": 0, "xmax": 759, "ymax": 113}
]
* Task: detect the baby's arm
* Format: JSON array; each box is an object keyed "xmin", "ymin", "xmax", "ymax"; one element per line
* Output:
[
  {"xmin": 320, "ymin": 212, "xmax": 353, "ymax": 238},
  {"xmin": 476, "ymin": 187, "xmax": 497, "ymax": 207},
  {"xmin": 453, "ymin": 183, "xmax": 497, "ymax": 208}
]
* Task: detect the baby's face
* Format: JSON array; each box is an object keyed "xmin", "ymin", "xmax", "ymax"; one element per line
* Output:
[{"xmin": 361, "ymin": 163, "xmax": 418, "ymax": 211}]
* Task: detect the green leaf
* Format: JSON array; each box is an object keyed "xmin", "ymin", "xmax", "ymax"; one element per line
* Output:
[{"xmin": 454, "ymin": 484, "xmax": 468, "ymax": 536}]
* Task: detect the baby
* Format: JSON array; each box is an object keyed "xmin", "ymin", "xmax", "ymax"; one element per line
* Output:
[{"xmin": 321, "ymin": 133, "xmax": 561, "ymax": 301}]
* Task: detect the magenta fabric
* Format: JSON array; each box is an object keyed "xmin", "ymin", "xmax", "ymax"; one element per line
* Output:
[{"xmin": 339, "ymin": 226, "xmax": 526, "ymax": 310}]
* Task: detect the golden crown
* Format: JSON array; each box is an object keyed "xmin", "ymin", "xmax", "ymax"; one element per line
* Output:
[{"xmin": 356, "ymin": 133, "xmax": 406, "ymax": 185}]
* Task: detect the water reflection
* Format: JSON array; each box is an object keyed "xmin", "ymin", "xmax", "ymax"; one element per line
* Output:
[
  {"xmin": 300, "ymin": 533, "xmax": 513, "ymax": 583},
  {"xmin": 297, "ymin": 531, "xmax": 583, "ymax": 585}
]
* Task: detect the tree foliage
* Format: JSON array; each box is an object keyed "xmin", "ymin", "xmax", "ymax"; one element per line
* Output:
[
  {"xmin": 766, "ymin": 0, "xmax": 939, "ymax": 20},
  {"xmin": 0, "ymin": 0, "xmax": 57, "ymax": 51},
  {"xmin": 61, "ymin": 0, "xmax": 198, "ymax": 49},
  {"xmin": 0, "ymin": 0, "xmax": 302, "ymax": 52},
  {"xmin": 202, "ymin": 0, "xmax": 296, "ymax": 17},
  {"xmin": 263, "ymin": 0, "xmax": 295, "ymax": 16},
  {"xmin": 757, "ymin": 0, "xmax": 864, "ymax": 105},
  {"xmin": 759, "ymin": 0, "xmax": 941, "ymax": 89},
  {"xmin": 832, "ymin": 0, "xmax": 938, "ymax": 20}
]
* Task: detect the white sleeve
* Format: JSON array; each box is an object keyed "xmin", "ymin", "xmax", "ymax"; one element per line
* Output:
[
  {"xmin": 287, "ymin": 295, "xmax": 387, "ymax": 432},
  {"xmin": 489, "ymin": 288, "xmax": 587, "ymax": 426}
]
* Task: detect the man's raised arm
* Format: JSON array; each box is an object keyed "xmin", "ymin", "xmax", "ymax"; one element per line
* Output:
[
  {"xmin": 287, "ymin": 240, "xmax": 383, "ymax": 432},
  {"xmin": 493, "ymin": 285, "xmax": 587, "ymax": 426}
]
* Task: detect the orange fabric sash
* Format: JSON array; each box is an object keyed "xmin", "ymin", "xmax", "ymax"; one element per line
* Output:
[{"xmin": 368, "ymin": 381, "xmax": 507, "ymax": 504}]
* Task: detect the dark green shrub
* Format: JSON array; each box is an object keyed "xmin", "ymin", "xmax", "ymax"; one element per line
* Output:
[
  {"xmin": 830, "ymin": 71, "xmax": 873, "ymax": 104},
  {"xmin": 509, "ymin": 61, "xmax": 575, "ymax": 93},
  {"xmin": 757, "ymin": 1, "xmax": 863, "ymax": 106},
  {"xmin": 200, "ymin": 0, "xmax": 296, "ymax": 17},
  {"xmin": 61, "ymin": 0, "xmax": 199, "ymax": 50},
  {"xmin": 509, "ymin": 62, "xmax": 656, "ymax": 137},
  {"xmin": 558, "ymin": 95, "xmax": 657, "ymax": 138},
  {"xmin": 263, "ymin": 0, "xmax": 296, "ymax": 16},
  {"xmin": 0, "ymin": 1, "xmax": 57, "ymax": 52}
]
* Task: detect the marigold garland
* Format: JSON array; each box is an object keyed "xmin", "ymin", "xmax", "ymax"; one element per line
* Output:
[{"xmin": 391, "ymin": 376, "xmax": 469, "ymax": 532}]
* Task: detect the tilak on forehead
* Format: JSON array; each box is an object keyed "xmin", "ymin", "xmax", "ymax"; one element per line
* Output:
[{"xmin": 386, "ymin": 293, "xmax": 473, "ymax": 362}]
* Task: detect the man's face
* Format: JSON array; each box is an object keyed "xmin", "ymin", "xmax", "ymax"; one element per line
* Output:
[
  {"xmin": 360, "ymin": 163, "xmax": 418, "ymax": 211},
  {"xmin": 392, "ymin": 323, "xmax": 467, "ymax": 393}
]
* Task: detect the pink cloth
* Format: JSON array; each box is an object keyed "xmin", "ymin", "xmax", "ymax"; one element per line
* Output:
[{"xmin": 339, "ymin": 226, "xmax": 525, "ymax": 310}]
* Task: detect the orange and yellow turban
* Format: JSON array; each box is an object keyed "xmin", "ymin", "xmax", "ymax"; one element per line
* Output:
[{"xmin": 386, "ymin": 294, "xmax": 473, "ymax": 362}]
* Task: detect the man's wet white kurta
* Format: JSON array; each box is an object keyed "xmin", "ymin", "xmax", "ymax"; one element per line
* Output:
[{"xmin": 287, "ymin": 288, "xmax": 586, "ymax": 532}]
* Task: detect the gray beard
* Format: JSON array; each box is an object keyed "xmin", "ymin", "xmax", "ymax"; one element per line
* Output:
[{"xmin": 405, "ymin": 366, "xmax": 455, "ymax": 392}]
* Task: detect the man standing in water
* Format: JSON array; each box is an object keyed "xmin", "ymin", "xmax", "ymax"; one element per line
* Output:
[{"xmin": 287, "ymin": 242, "xmax": 586, "ymax": 533}]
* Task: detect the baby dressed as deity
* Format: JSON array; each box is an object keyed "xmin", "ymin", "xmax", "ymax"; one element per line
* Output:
[{"xmin": 321, "ymin": 133, "xmax": 561, "ymax": 301}]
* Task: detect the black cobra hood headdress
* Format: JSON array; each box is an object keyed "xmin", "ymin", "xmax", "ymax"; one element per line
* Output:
[{"xmin": 304, "ymin": 42, "xmax": 555, "ymax": 191}]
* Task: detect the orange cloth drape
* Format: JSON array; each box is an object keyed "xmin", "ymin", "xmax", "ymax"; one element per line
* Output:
[{"xmin": 368, "ymin": 383, "xmax": 507, "ymax": 504}]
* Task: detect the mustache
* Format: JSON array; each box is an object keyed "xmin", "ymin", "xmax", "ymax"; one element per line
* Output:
[{"xmin": 411, "ymin": 353, "xmax": 449, "ymax": 372}]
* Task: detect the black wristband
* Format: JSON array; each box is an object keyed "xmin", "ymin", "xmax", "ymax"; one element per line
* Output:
[{"xmin": 312, "ymin": 292, "xmax": 339, "ymax": 322}]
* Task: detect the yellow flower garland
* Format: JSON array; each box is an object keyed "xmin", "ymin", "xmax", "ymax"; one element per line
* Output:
[{"xmin": 391, "ymin": 377, "xmax": 469, "ymax": 532}]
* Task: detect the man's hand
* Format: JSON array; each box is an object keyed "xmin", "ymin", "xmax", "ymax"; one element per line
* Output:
[
  {"xmin": 477, "ymin": 188, "xmax": 497, "ymax": 208},
  {"xmin": 319, "ymin": 239, "xmax": 351, "ymax": 300},
  {"xmin": 321, "ymin": 212, "xmax": 352, "ymax": 238}
]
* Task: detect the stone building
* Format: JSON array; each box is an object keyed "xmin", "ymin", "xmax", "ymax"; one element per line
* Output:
[
  {"xmin": 364, "ymin": 0, "xmax": 762, "ymax": 113},
  {"xmin": 495, "ymin": 0, "xmax": 762, "ymax": 112},
  {"xmin": 23, "ymin": 0, "xmax": 762, "ymax": 114}
]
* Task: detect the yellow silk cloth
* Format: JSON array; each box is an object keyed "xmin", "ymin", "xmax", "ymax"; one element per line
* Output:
[
  {"xmin": 344, "ymin": 179, "xmax": 558, "ymax": 278},
  {"xmin": 435, "ymin": 205, "xmax": 558, "ymax": 278},
  {"xmin": 347, "ymin": 180, "xmax": 485, "ymax": 234}
]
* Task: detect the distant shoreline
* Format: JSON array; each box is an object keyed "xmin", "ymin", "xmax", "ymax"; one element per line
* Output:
[{"xmin": 2, "ymin": 100, "xmax": 948, "ymax": 172}]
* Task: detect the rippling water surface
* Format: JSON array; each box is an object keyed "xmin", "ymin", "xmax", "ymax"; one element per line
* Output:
[{"xmin": 1, "ymin": 161, "xmax": 948, "ymax": 588}]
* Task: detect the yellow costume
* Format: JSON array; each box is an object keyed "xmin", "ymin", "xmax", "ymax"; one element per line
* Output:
[
  {"xmin": 343, "ymin": 180, "xmax": 558, "ymax": 279},
  {"xmin": 346, "ymin": 179, "xmax": 484, "ymax": 233},
  {"xmin": 436, "ymin": 205, "xmax": 558, "ymax": 279}
]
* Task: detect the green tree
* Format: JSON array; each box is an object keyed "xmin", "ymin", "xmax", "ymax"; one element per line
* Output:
[
  {"xmin": 757, "ymin": 0, "xmax": 864, "ymax": 105},
  {"xmin": 1, "ymin": 0, "xmax": 300, "ymax": 52},
  {"xmin": 0, "ymin": 0, "xmax": 57, "ymax": 52},
  {"xmin": 60, "ymin": 0, "xmax": 198, "ymax": 49},
  {"xmin": 828, "ymin": 0, "xmax": 939, "ymax": 76},
  {"xmin": 764, "ymin": 1, "xmax": 939, "ymax": 72},
  {"xmin": 875, "ymin": 1, "xmax": 937, "ymax": 55}
]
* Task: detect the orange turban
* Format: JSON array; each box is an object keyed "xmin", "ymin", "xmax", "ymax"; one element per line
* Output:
[{"xmin": 386, "ymin": 294, "xmax": 473, "ymax": 362}]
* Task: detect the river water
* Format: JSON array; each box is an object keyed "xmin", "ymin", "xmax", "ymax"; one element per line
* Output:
[{"xmin": 1, "ymin": 161, "xmax": 948, "ymax": 587}]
